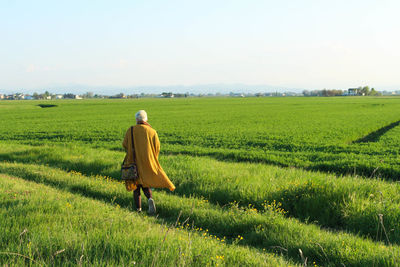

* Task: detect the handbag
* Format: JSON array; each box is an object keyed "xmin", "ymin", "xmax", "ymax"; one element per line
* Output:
[{"xmin": 121, "ymin": 126, "xmax": 139, "ymax": 181}]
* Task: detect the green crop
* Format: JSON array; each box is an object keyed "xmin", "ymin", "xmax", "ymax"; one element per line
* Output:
[
  {"xmin": 1, "ymin": 97, "xmax": 400, "ymax": 266},
  {"xmin": 1, "ymin": 97, "xmax": 400, "ymax": 178}
]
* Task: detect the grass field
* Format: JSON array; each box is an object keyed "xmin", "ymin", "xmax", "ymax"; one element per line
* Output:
[{"xmin": 1, "ymin": 97, "xmax": 400, "ymax": 266}]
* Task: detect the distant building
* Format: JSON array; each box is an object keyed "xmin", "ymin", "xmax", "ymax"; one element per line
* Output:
[
  {"xmin": 0, "ymin": 94, "xmax": 4, "ymax": 99},
  {"xmin": 109, "ymin": 93, "xmax": 126, "ymax": 99},
  {"xmin": 156, "ymin": 92, "xmax": 175, "ymax": 98},
  {"xmin": 230, "ymin": 93, "xmax": 245, "ymax": 97},
  {"xmin": 159, "ymin": 92, "xmax": 174, "ymax": 98},
  {"xmin": 348, "ymin": 88, "xmax": 359, "ymax": 96},
  {"xmin": 56, "ymin": 94, "xmax": 63, "ymax": 99}
]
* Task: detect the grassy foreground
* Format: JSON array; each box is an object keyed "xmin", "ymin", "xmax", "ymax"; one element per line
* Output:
[
  {"xmin": 1, "ymin": 143, "xmax": 400, "ymax": 266},
  {"xmin": 0, "ymin": 173, "xmax": 293, "ymax": 266},
  {"xmin": 2, "ymin": 97, "xmax": 400, "ymax": 266},
  {"xmin": 1, "ymin": 143, "xmax": 400, "ymax": 245}
]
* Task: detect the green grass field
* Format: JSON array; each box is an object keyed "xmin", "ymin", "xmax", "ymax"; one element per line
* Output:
[{"xmin": 1, "ymin": 97, "xmax": 400, "ymax": 266}]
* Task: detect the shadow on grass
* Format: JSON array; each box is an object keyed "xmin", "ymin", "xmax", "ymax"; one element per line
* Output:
[
  {"xmin": 0, "ymin": 148, "xmax": 397, "ymax": 246},
  {"xmin": 354, "ymin": 120, "xmax": 400, "ymax": 143},
  {"xmin": 2, "ymin": 138, "xmax": 399, "ymax": 181},
  {"xmin": 175, "ymin": 179, "xmax": 399, "ymax": 246},
  {"xmin": 0, "ymin": 165, "xmax": 297, "ymax": 262},
  {"xmin": 0, "ymin": 149, "xmax": 120, "ymax": 179},
  {"xmin": 37, "ymin": 104, "xmax": 58, "ymax": 108},
  {"xmin": 0, "ymin": 165, "xmax": 391, "ymax": 267},
  {"xmin": 161, "ymin": 149, "xmax": 400, "ymax": 181}
]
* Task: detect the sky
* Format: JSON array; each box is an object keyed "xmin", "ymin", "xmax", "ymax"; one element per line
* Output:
[{"xmin": 1, "ymin": 0, "xmax": 400, "ymax": 93}]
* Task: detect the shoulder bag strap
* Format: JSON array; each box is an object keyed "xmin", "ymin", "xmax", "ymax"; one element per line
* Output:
[{"xmin": 131, "ymin": 126, "xmax": 136, "ymax": 162}]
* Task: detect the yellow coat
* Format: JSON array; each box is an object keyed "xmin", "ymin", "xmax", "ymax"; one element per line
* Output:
[{"xmin": 122, "ymin": 123, "xmax": 175, "ymax": 192}]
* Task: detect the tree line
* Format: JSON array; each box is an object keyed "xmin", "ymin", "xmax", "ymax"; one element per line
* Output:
[{"xmin": 303, "ymin": 86, "xmax": 381, "ymax": 97}]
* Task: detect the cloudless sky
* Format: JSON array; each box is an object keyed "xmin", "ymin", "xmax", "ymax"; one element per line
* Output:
[{"xmin": 1, "ymin": 0, "xmax": 400, "ymax": 92}]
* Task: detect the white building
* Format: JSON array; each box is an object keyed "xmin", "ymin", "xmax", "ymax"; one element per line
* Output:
[{"xmin": 348, "ymin": 88, "xmax": 359, "ymax": 96}]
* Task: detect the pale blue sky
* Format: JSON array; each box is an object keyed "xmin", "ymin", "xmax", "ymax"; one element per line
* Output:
[{"xmin": 1, "ymin": 0, "xmax": 399, "ymax": 92}]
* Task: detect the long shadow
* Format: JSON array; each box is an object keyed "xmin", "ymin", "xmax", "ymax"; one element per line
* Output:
[
  {"xmin": 0, "ymin": 166, "xmax": 302, "ymax": 264},
  {"xmin": 161, "ymin": 149, "xmax": 400, "ymax": 181},
  {"xmin": 354, "ymin": 120, "xmax": 400, "ymax": 143},
  {"xmin": 4, "ymin": 137, "xmax": 400, "ymax": 181},
  {"xmin": 1, "ymin": 148, "xmax": 398, "ymax": 246},
  {"xmin": 0, "ymin": 165, "xmax": 392, "ymax": 267},
  {"xmin": 174, "ymin": 178, "xmax": 400, "ymax": 245},
  {"xmin": 0, "ymin": 149, "xmax": 118, "ymax": 179}
]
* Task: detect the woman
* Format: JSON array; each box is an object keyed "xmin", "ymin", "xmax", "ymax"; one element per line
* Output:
[{"xmin": 122, "ymin": 110, "xmax": 175, "ymax": 213}]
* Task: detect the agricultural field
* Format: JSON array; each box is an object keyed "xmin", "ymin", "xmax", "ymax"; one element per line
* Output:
[{"xmin": 1, "ymin": 96, "xmax": 400, "ymax": 266}]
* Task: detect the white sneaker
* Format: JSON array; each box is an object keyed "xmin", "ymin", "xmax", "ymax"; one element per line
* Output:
[{"xmin": 148, "ymin": 198, "xmax": 156, "ymax": 214}]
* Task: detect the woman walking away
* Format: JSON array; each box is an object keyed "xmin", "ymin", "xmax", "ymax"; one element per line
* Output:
[{"xmin": 122, "ymin": 110, "xmax": 175, "ymax": 214}]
